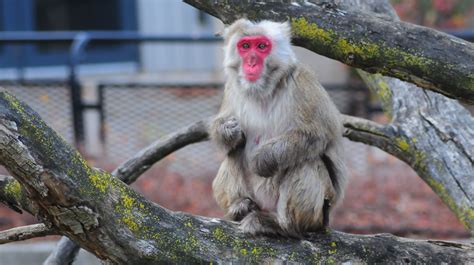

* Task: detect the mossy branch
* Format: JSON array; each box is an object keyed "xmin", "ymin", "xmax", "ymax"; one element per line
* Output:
[
  {"xmin": 1, "ymin": 93, "xmax": 473, "ymax": 263},
  {"xmin": 184, "ymin": 0, "xmax": 474, "ymax": 104}
]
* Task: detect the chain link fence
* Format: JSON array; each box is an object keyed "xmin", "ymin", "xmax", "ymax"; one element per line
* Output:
[
  {"xmin": 99, "ymin": 82, "xmax": 371, "ymax": 177},
  {"xmin": 101, "ymin": 83, "xmax": 224, "ymax": 178},
  {"xmin": 0, "ymin": 80, "xmax": 371, "ymax": 179},
  {"xmin": 0, "ymin": 80, "xmax": 74, "ymax": 144}
]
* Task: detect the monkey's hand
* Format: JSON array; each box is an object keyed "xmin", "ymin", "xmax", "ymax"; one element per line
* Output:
[
  {"xmin": 218, "ymin": 117, "xmax": 245, "ymax": 150},
  {"xmin": 252, "ymin": 143, "xmax": 278, "ymax": 178}
]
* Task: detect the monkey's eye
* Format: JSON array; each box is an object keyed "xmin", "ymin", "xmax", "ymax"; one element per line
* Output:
[
  {"xmin": 242, "ymin": 43, "xmax": 250, "ymax": 49},
  {"xmin": 258, "ymin": 43, "xmax": 267, "ymax": 49}
]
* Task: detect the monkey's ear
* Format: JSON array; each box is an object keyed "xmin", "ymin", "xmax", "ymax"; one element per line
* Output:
[
  {"xmin": 224, "ymin": 18, "xmax": 253, "ymax": 41},
  {"xmin": 279, "ymin": 21, "xmax": 293, "ymax": 40},
  {"xmin": 257, "ymin": 20, "xmax": 292, "ymax": 43}
]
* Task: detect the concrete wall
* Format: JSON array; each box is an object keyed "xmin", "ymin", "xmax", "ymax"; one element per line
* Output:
[
  {"xmin": 137, "ymin": 0, "xmax": 220, "ymax": 72},
  {"xmin": 0, "ymin": 242, "xmax": 100, "ymax": 265}
]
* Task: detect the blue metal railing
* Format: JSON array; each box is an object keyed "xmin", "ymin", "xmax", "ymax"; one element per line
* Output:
[{"xmin": 0, "ymin": 31, "xmax": 222, "ymax": 147}]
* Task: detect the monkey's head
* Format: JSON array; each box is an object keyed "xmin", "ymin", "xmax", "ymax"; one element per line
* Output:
[{"xmin": 223, "ymin": 19, "xmax": 297, "ymax": 96}]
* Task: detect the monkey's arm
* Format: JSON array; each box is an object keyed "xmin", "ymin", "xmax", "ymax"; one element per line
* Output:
[
  {"xmin": 252, "ymin": 130, "xmax": 329, "ymax": 177},
  {"xmin": 210, "ymin": 115, "xmax": 246, "ymax": 153}
]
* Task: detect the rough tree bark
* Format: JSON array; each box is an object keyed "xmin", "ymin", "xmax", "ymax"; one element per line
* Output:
[
  {"xmin": 0, "ymin": 91, "xmax": 472, "ymax": 265},
  {"xmin": 0, "ymin": 224, "xmax": 57, "ymax": 244}
]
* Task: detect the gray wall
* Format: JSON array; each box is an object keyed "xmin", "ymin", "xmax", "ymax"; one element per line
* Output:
[
  {"xmin": 138, "ymin": 0, "xmax": 220, "ymax": 72},
  {"xmin": 0, "ymin": 242, "xmax": 100, "ymax": 265}
]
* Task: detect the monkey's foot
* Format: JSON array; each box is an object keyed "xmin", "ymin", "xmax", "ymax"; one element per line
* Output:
[
  {"xmin": 239, "ymin": 211, "xmax": 280, "ymax": 236},
  {"xmin": 226, "ymin": 198, "xmax": 259, "ymax": 221}
]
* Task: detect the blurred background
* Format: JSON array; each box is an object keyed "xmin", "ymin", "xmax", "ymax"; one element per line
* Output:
[{"xmin": 0, "ymin": 0, "xmax": 473, "ymax": 263}]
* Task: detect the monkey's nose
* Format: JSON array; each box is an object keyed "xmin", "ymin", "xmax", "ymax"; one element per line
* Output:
[{"xmin": 247, "ymin": 54, "xmax": 258, "ymax": 67}]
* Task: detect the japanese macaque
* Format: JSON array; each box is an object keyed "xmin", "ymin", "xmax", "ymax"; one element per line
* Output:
[{"xmin": 211, "ymin": 19, "xmax": 347, "ymax": 237}]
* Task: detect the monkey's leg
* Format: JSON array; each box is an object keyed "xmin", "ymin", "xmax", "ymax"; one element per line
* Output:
[
  {"xmin": 213, "ymin": 158, "xmax": 258, "ymax": 221},
  {"xmin": 277, "ymin": 160, "xmax": 334, "ymax": 236},
  {"xmin": 239, "ymin": 211, "xmax": 281, "ymax": 236}
]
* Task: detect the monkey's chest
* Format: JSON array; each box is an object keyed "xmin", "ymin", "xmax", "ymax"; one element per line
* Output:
[
  {"xmin": 240, "ymin": 122, "xmax": 288, "ymax": 213},
  {"xmin": 239, "ymin": 108, "xmax": 288, "ymax": 150}
]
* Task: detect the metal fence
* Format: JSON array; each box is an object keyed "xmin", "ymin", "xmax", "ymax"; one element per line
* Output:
[
  {"xmin": 0, "ymin": 80, "xmax": 74, "ymax": 144},
  {"xmin": 100, "ymin": 83, "xmax": 223, "ymax": 177},
  {"xmin": 96, "ymin": 82, "xmax": 372, "ymax": 178},
  {"xmin": 0, "ymin": 78, "xmax": 373, "ymax": 179}
]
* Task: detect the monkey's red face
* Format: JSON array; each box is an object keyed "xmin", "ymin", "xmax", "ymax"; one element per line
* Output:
[{"xmin": 237, "ymin": 35, "xmax": 272, "ymax": 82}]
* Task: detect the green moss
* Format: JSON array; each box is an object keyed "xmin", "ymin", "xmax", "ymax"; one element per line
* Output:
[
  {"xmin": 4, "ymin": 180, "xmax": 22, "ymax": 199},
  {"xmin": 396, "ymin": 138, "xmax": 410, "ymax": 152},
  {"xmin": 116, "ymin": 194, "xmax": 141, "ymax": 232},
  {"xmin": 328, "ymin": 241, "xmax": 337, "ymax": 255},
  {"xmin": 291, "ymin": 17, "xmax": 381, "ymax": 65},
  {"xmin": 291, "ymin": 17, "xmax": 333, "ymax": 46},
  {"xmin": 122, "ymin": 216, "xmax": 139, "ymax": 232},
  {"xmin": 212, "ymin": 227, "xmax": 229, "ymax": 242},
  {"xmin": 308, "ymin": 251, "xmax": 321, "ymax": 264},
  {"xmin": 425, "ymin": 177, "xmax": 474, "ymax": 232},
  {"xmin": 183, "ymin": 235, "xmax": 200, "ymax": 253},
  {"xmin": 326, "ymin": 257, "xmax": 336, "ymax": 264},
  {"xmin": 228, "ymin": 238, "xmax": 277, "ymax": 262},
  {"xmin": 89, "ymin": 172, "xmax": 109, "ymax": 193},
  {"xmin": 289, "ymin": 17, "xmax": 459, "ymax": 103}
]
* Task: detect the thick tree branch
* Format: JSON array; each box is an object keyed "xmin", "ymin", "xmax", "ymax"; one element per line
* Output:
[
  {"xmin": 0, "ymin": 175, "xmax": 36, "ymax": 214},
  {"xmin": 1, "ymin": 92, "xmax": 473, "ymax": 263},
  {"xmin": 349, "ymin": 0, "xmax": 474, "ymax": 233},
  {"xmin": 45, "ymin": 119, "xmax": 211, "ymax": 265},
  {"xmin": 0, "ymin": 224, "xmax": 57, "ymax": 244},
  {"xmin": 184, "ymin": 0, "xmax": 474, "ymax": 104}
]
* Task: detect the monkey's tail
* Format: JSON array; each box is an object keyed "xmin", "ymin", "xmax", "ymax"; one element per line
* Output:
[{"xmin": 321, "ymin": 144, "xmax": 348, "ymax": 204}]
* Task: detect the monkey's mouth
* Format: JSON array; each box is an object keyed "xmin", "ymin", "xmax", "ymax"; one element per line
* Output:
[{"xmin": 245, "ymin": 73, "xmax": 260, "ymax": 82}]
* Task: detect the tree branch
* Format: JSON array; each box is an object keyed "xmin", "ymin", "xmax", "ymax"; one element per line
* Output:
[
  {"xmin": 0, "ymin": 224, "xmax": 57, "ymax": 244},
  {"xmin": 43, "ymin": 237, "xmax": 81, "ymax": 265},
  {"xmin": 184, "ymin": 0, "xmax": 474, "ymax": 104},
  {"xmin": 1, "ymin": 91, "xmax": 473, "ymax": 263},
  {"xmin": 44, "ymin": 119, "xmax": 211, "ymax": 265},
  {"xmin": 0, "ymin": 175, "xmax": 37, "ymax": 214},
  {"xmin": 350, "ymin": 0, "xmax": 474, "ymax": 234},
  {"xmin": 113, "ymin": 119, "xmax": 211, "ymax": 184}
]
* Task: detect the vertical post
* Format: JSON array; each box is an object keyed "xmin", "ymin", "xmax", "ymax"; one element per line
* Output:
[{"xmin": 68, "ymin": 32, "xmax": 90, "ymax": 150}]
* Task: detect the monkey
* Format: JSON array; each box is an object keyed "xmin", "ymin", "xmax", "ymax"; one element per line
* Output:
[{"xmin": 211, "ymin": 19, "xmax": 347, "ymax": 237}]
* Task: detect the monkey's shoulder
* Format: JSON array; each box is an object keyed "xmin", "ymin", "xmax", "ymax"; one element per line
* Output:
[{"xmin": 289, "ymin": 64, "xmax": 332, "ymax": 100}]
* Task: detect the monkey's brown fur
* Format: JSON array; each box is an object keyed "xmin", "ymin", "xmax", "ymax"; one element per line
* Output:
[{"xmin": 211, "ymin": 19, "xmax": 347, "ymax": 237}]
